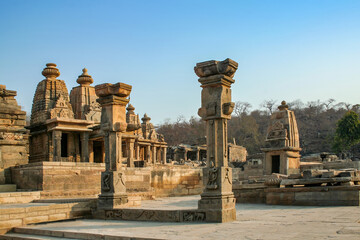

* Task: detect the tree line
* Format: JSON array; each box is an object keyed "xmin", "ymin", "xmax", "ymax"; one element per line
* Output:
[{"xmin": 157, "ymin": 99, "xmax": 360, "ymax": 157}]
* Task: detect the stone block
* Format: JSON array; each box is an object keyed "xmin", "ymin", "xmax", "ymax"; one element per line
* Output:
[
  {"xmin": 0, "ymin": 219, "xmax": 22, "ymax": 229},
  {"xmin": 9, "ymin": 213, "xmax": 26, "ymax": 219},
  {"xmin": 0, "ymin": 207, "xmax": 25, "ymax": 214},
  {"xmin": 266, "ymin": 192, "xmax": 295, "ymax": 205},
  {"xmin": 0, "ymin": 184, "xmax": 16, "ymax": 192},
  {"xmin": 25, "ymin": 205, "xmax": 50, "ymax": 213},
  {"xmin": 23, "ymin": 215, "xmax": 49, "ymax": 225},
  {"xmin": 0, "ymin": 214, "xmax": 9, "ymax": 221}
]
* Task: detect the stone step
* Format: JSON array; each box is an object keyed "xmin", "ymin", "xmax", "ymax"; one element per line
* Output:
[
  {"xmin": 2, "ymin": 232, "xmax": 75, "ymax": 240},
  {"xmin": 0, "ymin": 191, "xmax": 41, "ymax": 204},
  {"xmin": 6, "ymin": 226, "xmax": 162, "ymax": 239},
  {"xmin": 0, "ymin": 200, "xmax": 95, "ymax": 234}
]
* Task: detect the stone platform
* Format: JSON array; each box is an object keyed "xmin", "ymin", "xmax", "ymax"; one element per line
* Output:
[
  {"xmin": 266, "ymin": 185, "xmax": 360, "ymax": 206},
  {"xmin": 2, "ymin": 195, "xmax": 360, "ymax": 239},
  {"xmin": 0, "ymin": 199, "xmax": 96, "ymax": 234}
]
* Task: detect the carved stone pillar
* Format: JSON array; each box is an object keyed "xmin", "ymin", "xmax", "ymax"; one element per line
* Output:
[
  {"xmin": 95, "ymin": 83, "xmax": 131, "ymax": 210},
  {"xmin": 195, "ymin": 58, "xmax": 238, "ymax": 222},
  {"xmin": 89, "ymin": 140, "xmax": 94, "ymax": 163},
  {"xmin": 81, "ymin": 132, "xmax": 89, "ymax": 162},
  {"xmin": 52, "ymin": 130, "xmax": 62, "ymax": 162},
  {"xmin": 162, "ymin": 147, "xmax": 167, "ymax": 164},
  {"xmin": 146, "ymin": 145, "xmax": 151, "ymax": 165},
  {"xmin": 135, "ymin": 143, "xmax": 140, "ymax": 160},
  {"xmin": 127, "ymin": 138, "xmax": 135, "ymax": 167},
  {"xmin": 152, "ymin": 146, "xmax": 157, "ymax": 164},
  {"xmin": 196, "ymin": 148, "xmax": 200, "ymax": 162}
]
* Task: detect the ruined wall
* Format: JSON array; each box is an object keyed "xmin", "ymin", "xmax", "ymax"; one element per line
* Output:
[
  {"xmin": 0, "ymin": 85, "xmax": 28, "ymax": 184},
  {"xmin": 11, "ymin": 162, "xmax": 104, "ymax": 199},
  {"xmin": 232, "ymin": 184, "xmax": 266, "ymax": 203},
  {"xmin": 228, "ymin": 144, "xmax": 247, "ymax": 162},
  {"xmin": 232, "ymin": 165, "xmax": 264, "ymax": 181},
  {"xmin": 300, "ymin": 161, "xmax": 360, "ymax": 172},
  {"xmin": 11, "ymin": 163, "xmax": 203, "ymax": 199},
  {"xmin": 151, "ymin": 167, "xmax": 203, "ymax": 197},
  {"xmin": 266, "ymin": 186, "xmax": 360, "ymax": 206}
]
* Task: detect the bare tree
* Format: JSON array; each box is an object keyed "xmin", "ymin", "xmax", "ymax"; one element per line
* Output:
[
  {"xmin": 233, "ymin": 101, "xmax": 252, "ymax": 117},
  {"xmin": 260, "ymin": 99, "xmax": 277, "ymax": 115},
  {"xmin": 336, "ymin": 102, "xmax": 352, "ymax": 111},
  {"xmin": 323, "ymin": 98, "xmax": 336, "ymax": 111},
  {"xmin": 306, "ymin": 100, "xmax": 324, "ymax": 115},
  {"xmin": 288, "ymin": 99, "xmax": 304, "ymax": 110}
]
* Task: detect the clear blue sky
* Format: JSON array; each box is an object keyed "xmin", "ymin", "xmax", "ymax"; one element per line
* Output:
[{"xmin": 1, "ymin": 0, "xmax": 359, "ymax": 124}]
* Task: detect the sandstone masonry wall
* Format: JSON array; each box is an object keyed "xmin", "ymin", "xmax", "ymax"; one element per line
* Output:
[
  {"xmin": 0, "ymin": 200, "xmax": 96, "ymax": 234},
  {"xmin": 11, "ymin": 163, "xmax": 203, "ymax": 199}
]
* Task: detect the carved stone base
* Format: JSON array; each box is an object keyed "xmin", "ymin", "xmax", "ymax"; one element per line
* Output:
[
  {"xmin": 198, "ymin": 194, "xmax": 236, "ymax": 222},
  {"xmin": 98, "ymin": 170, "xmax": 128, "ymax": 210},
  {"xmin": 97, "ymin": 193, "xmax": 128, "ymax": 210}
]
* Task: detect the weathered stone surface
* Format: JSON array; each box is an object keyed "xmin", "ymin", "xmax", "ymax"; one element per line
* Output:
[
  {"xmin": 96, "ymin": 83, "xmax": 131, "ymax": 210},
  {"xmin": 70, "ymin": 68, "xmax": 101, "ymax": 122},
  {"xmin": 266, "ymin": 186, "xmax": 360, "ymax": 206},
  {"xmin": 280, "ymin": 177, "xmax": 352, "ymax": 186},
  {"xmin": 262, "ymin": 101, "xmax": 301, "ymax": 175},
  {"xmin": 0, "ymin": 85, "xmax": 28, "ymax": 184},
  {"xmin": 195, "ymin": 58, "xmax": 237, "ymax": 222},
  {"xmin": 0, "ymin": 200, "xmax": 96, "ymax": 234}
]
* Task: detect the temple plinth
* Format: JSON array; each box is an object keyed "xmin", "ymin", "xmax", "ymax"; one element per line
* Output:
[
  {"xmin": 95, "ymin": 82, "xmax": 132, "ymax": 210},
  {"xmin": 195, "ymin": 58, "xmax": 238, "ymax": 222}
]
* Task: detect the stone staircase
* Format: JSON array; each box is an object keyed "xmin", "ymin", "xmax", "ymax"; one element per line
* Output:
[
  {"xmin": 2, "ymin": 226, "xmax": 161, "ymax": 239},
  {"xmin": 0, "ymin": 199, "xmax": 96, "ymax": 234}
]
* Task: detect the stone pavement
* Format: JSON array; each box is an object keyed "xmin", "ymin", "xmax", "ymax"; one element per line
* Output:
[{"xmin": 4, "ymin": 195, "xmax": 360, "ymax": 239}]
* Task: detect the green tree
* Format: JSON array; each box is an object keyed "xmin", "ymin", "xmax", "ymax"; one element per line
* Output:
[{"xmin": 332, "ymin": 111, "xmax": 360, "ymax": 154}]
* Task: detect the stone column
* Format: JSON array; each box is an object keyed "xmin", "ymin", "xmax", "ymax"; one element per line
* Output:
[
  {"xmin": 135, "ymin": 143, "xmax": 140, "ymax": 160},
  {"xmin": 81, "ymin": 132, "xmax": 89, "ymax": 162},
  {"xmin": 52, "ymin": 130, "xmax": 62, "ymax": 162},
  {"xmin": 89, "ymin": 140, "xmax": 94, "ymax": 163},
  {"xmin": 95, "ymin": 82, "xmax": 132, "ymax": 210},
  {"xmin": 196, "ymin": 148, "xmax": 200, "ymax": 162},
  {"xmin": 162, "ymin": 147, "xmax": 167, "ymax": 164},
  {"xmin": 195, "ymin": 58, "xmax": 238, "ymax": 222},
  {"xmin": 152, "ymin": 146, "xmax": 157, "ymax": 164},
  {"xmin": 146, "ymin": 145, "xmax": 151, "ymax": 165},
  {"xmin": 127, "ymin": 138, "xmax": 135, "ymax": 167},
  {"xmin": 184, "ymin": 149, "xmax": 188, "ymax": 161}
]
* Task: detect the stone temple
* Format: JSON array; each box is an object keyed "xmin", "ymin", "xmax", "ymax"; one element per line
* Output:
[
  {"xmin": 0, "ymin": 60, "xmax": 360, "ymax": 239},
  {"xmin": 28, "ymin": 63, "xmax": 167, "ymax": 166}
]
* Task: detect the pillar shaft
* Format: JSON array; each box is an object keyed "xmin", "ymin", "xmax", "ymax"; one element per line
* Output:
[
  {"xmin": 196, "ymin": 149, "xmax": 200, "ymax": 162},
  {"xmin": 162, "ymin": 147, "xmax": 167, "ymax": 164},
  {"xmin": 135, "ymin": 143, "xmax": 140, "ymax": 160},
  {"xmin": 127, "ymin": 139, "xmax": 135, "ymax": 167},
  {"xmin": 81, "ymin": 132, "xmax": 89, "ymax": 162},
  {"xmin": 146, "ymin": 145, "xmax": 151, "ymax": 164},
  {"xmin": 152, "ymin": 146, "xmax": 157, "ymax": 164},
  {"xmin": 52, "ymin": 130, "xmax": 62, "ymax": 162}
]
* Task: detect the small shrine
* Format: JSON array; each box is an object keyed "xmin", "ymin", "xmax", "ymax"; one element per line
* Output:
[{"xmin": 262, "ymin": 101, "xmax": 301, "ymax": 175}]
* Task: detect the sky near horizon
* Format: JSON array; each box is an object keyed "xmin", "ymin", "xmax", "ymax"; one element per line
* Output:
[{"xmin": 0, "ymin": 0, "xmax": 359, "ymax": 125}]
